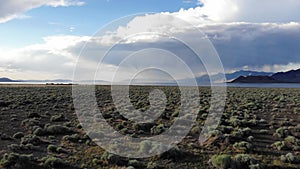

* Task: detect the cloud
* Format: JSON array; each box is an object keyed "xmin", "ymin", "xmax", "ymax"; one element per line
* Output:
[
  {"xmin": 1, "ymin": 10, "xmax": 300, "ymax": 81},
  {"xmin": 202, "ymin": 22, "xmax": 300, "ymax": 71},
  {"xmin": 0, "ymin": 35, "xmax": 90, "ymax": 79},
  {"xmin": 0, "ymin": 0, "xmax": 85, "ymax": 23},
  {"xmin": 198, "ymin": 0, "xmax": 300, "ymax": 22}
]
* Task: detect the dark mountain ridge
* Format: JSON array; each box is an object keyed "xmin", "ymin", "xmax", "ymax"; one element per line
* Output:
[{"xmin": 231, "ymin": 68, "xmax": 300, "ymax": 83}]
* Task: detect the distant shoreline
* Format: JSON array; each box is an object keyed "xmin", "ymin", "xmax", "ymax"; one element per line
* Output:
[{"xmin": 0, "ymin": 82, "xmax": 300, "ymax": 89}]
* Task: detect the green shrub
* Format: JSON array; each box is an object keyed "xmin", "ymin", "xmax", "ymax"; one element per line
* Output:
[
  {"xmin": 274, "ymin": 127, "xmax": 290, "ymax": 138},
  {"xmin": 128, "ymin": 159, "xmax": 144, "ymax": 168},
  {"xmin": 21, "ymin": 134, "xmax": 42, "ymax": 146},
  {"xmin": 208, "ymin": 129, "xmax": 222, "ymax": 137},
  {"xmin": 258, "ymin": 130, "xmax": 268, "ymax": 134},
  {"xmin": 43, "ymin": 156, "xmax": 70, "ymax": 168},
  {"xmin": 8, "ymin": 144, "xmax": 39, "ymax": 152},
  {"xmin": 271, "ymin": 141, "xmax": 287, "ymax": 151},
  {"xmin": 150, "ymin": 124, "xmax": 165, "ymax": 135},
  {"xmin": 284, "ymin": 136, "xmax": 299, "ymax": 145},
  {"xmin": 234, "ymin": 154, "xmax": 264, "ymax": 169},
  {"xmin": 280, "ymin": 153, "xmax": 299, "ymax": 164},
  {"xmin": 47, "ymin": 145, "xmax": 58, "ymax": 153},
  {"xmin": 147, "ymin": 161, "xmax": 159, "ymax": 169},
  {"xmin": 233, "ymin": 141, "xmax": 253, "ymax": 153},
  {"xmin": 0, "ymin": 153, "xmax": 38, "ymax": 169},
  {"xmin": 211, "ymin": 154, "xmax": 233, "ymax": 169},
  {"xmin": 45, "ymin": 125, "xmax": 73, "ymax": 135},
  {"xmin": 229, "ymin": 116, "xmax": 240, "ymax": 127},
  {"xmin": 101, "ymin": 151, "xmax": 125, "ymax": 165}
]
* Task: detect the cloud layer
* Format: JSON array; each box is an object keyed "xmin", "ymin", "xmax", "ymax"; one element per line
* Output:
[
  {"xmin": 198, "ymin": 0, "xmax": 300, "ymax": 22},
  {"xmin": 2, "ymin": 18, "xmax": 300, "ymax": 80},
  {"xmin": 0, "ymin": 0, "xmax": 85, "ymax": 23},
  {"xmin": 1, "ymin": 1, "xmax": 300, "ymax": 81}
]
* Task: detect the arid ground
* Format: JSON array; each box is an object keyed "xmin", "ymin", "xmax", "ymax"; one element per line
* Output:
[{"xmin": 0, "ymin": 85, "xmax": 299, "ymax": 169}]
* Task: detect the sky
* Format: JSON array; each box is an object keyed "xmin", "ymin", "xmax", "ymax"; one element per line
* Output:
[{"xmin": 0, "ymin": 0, "xmax": 300, "ymax": 81}]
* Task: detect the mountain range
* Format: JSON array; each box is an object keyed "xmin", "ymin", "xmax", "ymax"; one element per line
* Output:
[
  {"xmin": 1, "ymin": 69, "xmax": 299, "ymax": 84},
  {"xmin": 231, "ymin": 68, "xmax": 300, "ymax": 83},
  {"xmin": 0, "ymin": 78, "xmax": 72, "ymax": 83}
]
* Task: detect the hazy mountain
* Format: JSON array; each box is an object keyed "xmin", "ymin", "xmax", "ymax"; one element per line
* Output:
[
  {"xmin": 0, "ymin": 77, "xmax": 20, "ymax": 82},
  {"xmin": 225, "ymin": 70, "xmax": 273, "ymax": 81},
  {"xmin": 193, "ymin": 70, "xmax": 273, "ymax": 85}
]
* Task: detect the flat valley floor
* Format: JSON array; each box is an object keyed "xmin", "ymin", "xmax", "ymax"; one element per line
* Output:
[{"xmin": 0, "ymin": 85, "xmax": 299, "ymax": 169}]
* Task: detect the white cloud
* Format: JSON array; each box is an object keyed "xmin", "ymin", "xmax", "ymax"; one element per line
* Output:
[
  {"xmin": 198, "ymin": 0, "xmax": 300, "ymax": 22},
  {"xmin": 2, "ymin": 7, "xmax": 300, "ymax": 81},
  {"xmin": 0, "ymin": 35, "xmax": 90, "ymax": 79},
  {"xmin": 0, "ymin": 0, "xmax": 85, "ymax": 23}
]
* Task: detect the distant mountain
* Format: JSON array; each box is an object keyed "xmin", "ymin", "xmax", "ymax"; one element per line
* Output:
[
  {"xmin": 231, "ymin": 68, "xmax": 300, "ymax": 83},
  {"xmin": 272, "ymin": 69, "xmax": 300, "ymax": 83},
  {"xmin": 24, "ymin": 79, "xmax": 72, "ymax": 83},
  {"xmin": 0, "ymin": 77, "xmax": 110, "ymax": 84},
  {"xmin": 230, "ymin": 76, "xmax": 280, "ymax": 83},
  {"xmin": 225, "ymin": 70, "xmax": 273, "ymax": 81},
  {"xmin": 193, "ymin": 70, "xmax": 273, "ymax": 85},
  {"xmin": 0, "ymin": 77, "xmax": 20, "ymax": 82},
  {"xmin": 0, "ymin": 77, "xmax": 72, "ymax": 83}
]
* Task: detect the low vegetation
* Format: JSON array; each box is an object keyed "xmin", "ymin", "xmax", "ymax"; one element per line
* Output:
[{"xmin": 0, "ymin": 85, "xmax": 299, "ymax": 168}]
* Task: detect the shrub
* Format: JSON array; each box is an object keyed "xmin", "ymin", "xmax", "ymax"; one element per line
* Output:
[
  {"xmin": 208, "ymin": 129, "xmax": 222, "ymax": 137},
  {"xmin": 0, "ymin": 153, "xmax": 38, "ymax": 169},
  {"xmin": 241, "ymin": 127, "xmax": 251, "ymax": 137},
  {"xmin": 229, "ymin": 117, "xmax": 240, "ymax": 127},
  {"xmin": 21, "ymin": 134, "xmax": 42, "ymax": 146},
  {"xmin": 33, "ymin": 127, "xmax": 45, "ymax": 136},
  {"xmin": 280, "ymin": 153, "xmax": 299, "ymax": 164},
  {"xmin": 50, "ymin": 114, "xmax": 65, "ymax": 122},
  {"xmin": 211, "ymin": 154, "xmax": 233, "ymax": 169},
  {"xmin": 45, "ymin": 125, "xmax": 73, "ymax": 135},
  {"xmin": 21, "ymin": 119, "xmax": 40, "ymax": 129},
  {"xmin": 247, "ymin": 136, "xmax": 254, "ymax": 142},
  {"xmin": 13, "ymin": 132, "xmax": 24, "ymax": 139},
  {"xmin": 271, "ymin": 141, "xmax": 287, "ymax": 151},
  {"xmin": 8, "ymin": 144, "xmax": 39, "ymax": 152},
  {"xmin": 234, "ymin": 154, "xmax": 264, "ymax": 169},
  {"xmin": 101, "ymin": 151, "xmax": 125, "ymax": 165},
  {"xmin": 248, "ymin": 119, "xmax": 257, "ymax": 126},
  {"xmin": 147, "ymin": 161, "xmax": 159, "ymax": 169},
  {"xmin": 43, "ymin": 156, "xmax": 70, "ymax": 168},
  {"xmin": 128, "ymin": 159, "xmax": 144, "ymax": 168},
  {"xmin": 284, "ymin": 136, "xmax": 298, "ymax": 144},
  {"xmin": 159, "ymin": 146, "xmax": 189, "ymax": 161},
  {"xmin": 274, "ymin": 127, "xmax": 290, "ymax": 138},
  {"xmin": 233, "ymin": 141, "xmax": 253, "ymax": 153},
  {"xmin": 150, "ymin": 124, "xmax": 165, "ymax": 135},
  {"xmin": 258, "ymin": 130, "xmax": 268, "ymax": 134},
  {"xmin": 47, "ymin": 145, "xmax": 58, "ymax": 153}
]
